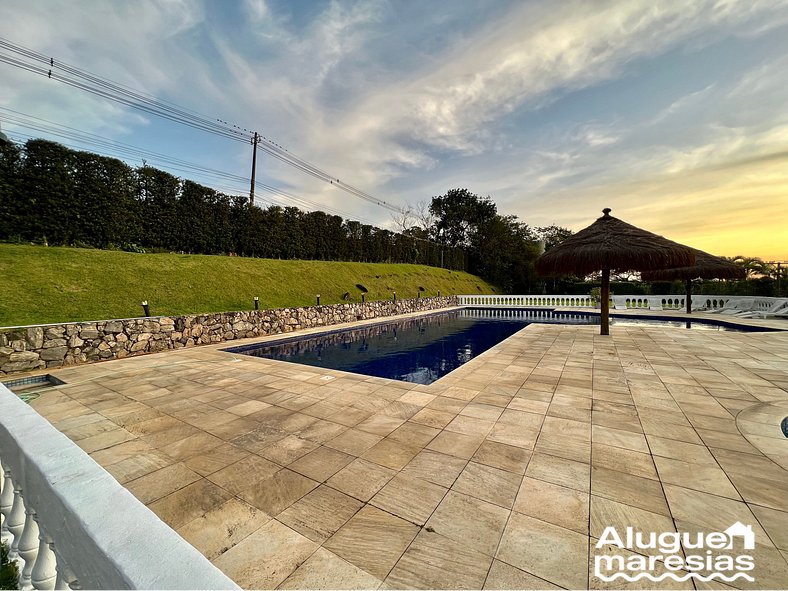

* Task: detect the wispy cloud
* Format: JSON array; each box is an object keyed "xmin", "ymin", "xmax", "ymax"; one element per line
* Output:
[
  {"xmin": 340, "ymin": 1, "xmax": 786, "ymax": 152},
  {"xmin": 2, "ymin": 0, "xmax": 788, "ymax": 256}
]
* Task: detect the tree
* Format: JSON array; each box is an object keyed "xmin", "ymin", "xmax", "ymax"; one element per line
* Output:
[
  {"xmin": 390, "ymin": 205, "xmax": 418, "ymax": 234},
  {"xmin": 208, "ymin": 191, "xmax": 233, "ymax": 254},
  {"xmin": 0, "ymin": 137, "xmax": 475, "ymax": 271},
  {"xmin": 18, "ymin": 139, "xmax": 79, "ymax": 244},
  {"xmin": 413, "ymin": 200, "xmax": 436, "ymax": 233},
  {"xmin": 0, "ymin": 140, "xmax": 22, "ymax": 239},
  {"xmin": 343, "ymin": 220, "xmax": 364, "ymax": 262},
  {"xmin": 428, "ymin": 188, "xmax": 543, "ymax": 291},
  {"xmin": 729, "ymin": 256, "xmax": 770, "ymax": 278},
  {"xmin": 536, "ymin": 225, "xmax": 573, "ymax": 251},
  {"xmin": 392, "ymin": 201, "xmax": 435, "ymax": 236},
  {"xmin": 72, "ymin": 151, "xmax": 138, "ymax": 247},
  {"xmin": 474, "ymin": 215, "xmax": 540, "ymax": 292},
  {"xmin": 137, "ymin": 165, "xmax": 181, "ymax": 250},
  {"xmin": 429, "ymin": 188, "xmax": 497, "ymax": 248},
  {"xmin": 178, "ymin": 180, "xmax": 215, "ymax": 253}
]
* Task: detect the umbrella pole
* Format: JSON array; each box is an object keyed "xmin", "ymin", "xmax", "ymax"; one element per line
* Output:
[
  {"xmin": 686, "ymin": 278, "xmax": 692, "ymax": 315},
  {"xmin": 601, "ymin": 268, "xmax": 610, "ymax": 335}
]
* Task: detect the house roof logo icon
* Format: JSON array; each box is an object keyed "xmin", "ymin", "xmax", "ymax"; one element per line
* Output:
[{"xmin": 724, "ymin": 522, "xmax": 755, "ymax": 550}]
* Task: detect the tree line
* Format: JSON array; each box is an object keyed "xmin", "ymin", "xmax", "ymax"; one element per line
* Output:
[
  {"xmin": 0, "ymin": 139, "xmax": 467, "ymax": 269},
  {"xmin": 4, "ymin": 138, "xmax": 775, "ymax": 296},
  {"xmin": 394, "ymin": 188, "xmax": 574, "ymax": 293},
  {"xmin": 0, "ymin": 138, "xmax": 581, "ymax": 292}
]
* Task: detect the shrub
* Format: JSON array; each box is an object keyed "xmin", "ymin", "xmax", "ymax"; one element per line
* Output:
[
  {"xmin": 121, "ymin": 243, "xmax": 146, "ymax": 254},
  {"xmin": 0, "ymin": 541, "xmax": 20, "ymax": 590}
]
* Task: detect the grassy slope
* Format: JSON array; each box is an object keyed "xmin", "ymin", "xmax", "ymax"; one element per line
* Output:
[{"xmin": 0, "ymin": 244, "xmax": 496, "ymax": 326}]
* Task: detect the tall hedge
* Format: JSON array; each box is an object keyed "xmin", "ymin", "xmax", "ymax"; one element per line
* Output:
[{"xmin": 0, "ymin": 139, "xmax": 466, "ymax": 269}]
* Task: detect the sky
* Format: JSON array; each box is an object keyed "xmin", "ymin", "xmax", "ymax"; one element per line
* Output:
[{"xmin": 2, "ymin": 0, "xmax": 788, "ymax": 259}]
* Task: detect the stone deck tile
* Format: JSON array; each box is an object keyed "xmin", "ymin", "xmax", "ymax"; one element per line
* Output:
[
  {"xmin": 212, "ymin": 519, "xmax": 319, "ymax": 589},
  {"xmin": 401, "ymin": 449, "xmax": 468, "ymax": 487},
  {"xmin": 24, "ymin": 311, "xmax": 788, "ymax": 589},
  {"xmin": 384, "ymin": 529, "xmax": 493, "ymax": 589},
  {"xmin": 451, "ymin": 461, "xmax": 522, "ymax": 509},
  {"xmin": 176, "ymin": 498, "xmax": 271, "ymax": 561},
  {"xmin": 369, "ymin": 473, "xmax": 448, "ymax": 525},
  {"xmin": 278, "ymin": 485, "xmax": 364, "ymax": 543},
  {"xmin": 278, "ymin": 547, "xmax": 382, "ymax": 590},
  {"xmin": 497, "ymin": 511, "xmax": 589, "ymax": 589},
  {"xmin": 323, "ymin": 505, "xmax": 419, "ymax": 580}
]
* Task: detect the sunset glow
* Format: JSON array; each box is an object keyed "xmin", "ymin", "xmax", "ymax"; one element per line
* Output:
[{"xmin": 2, "ymin": 1, "xmax": 787, "ymax": 259}]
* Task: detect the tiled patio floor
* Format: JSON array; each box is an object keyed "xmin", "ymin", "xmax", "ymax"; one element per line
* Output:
[{"xmin": 26, "ymin": 309, "xmax": 788, "ymax": 589}]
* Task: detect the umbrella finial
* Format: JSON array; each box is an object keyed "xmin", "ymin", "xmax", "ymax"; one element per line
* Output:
[{"xmin": 602, "ymin": 208, "xmax": 612, "ymax": 217}]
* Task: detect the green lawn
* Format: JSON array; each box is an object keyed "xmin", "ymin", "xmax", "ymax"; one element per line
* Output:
[{"xmin": 0, "ymin": 244, "xmax": 496, "ymax": 326}]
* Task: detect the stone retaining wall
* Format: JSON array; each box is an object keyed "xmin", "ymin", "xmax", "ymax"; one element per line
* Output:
[{"xmin": 0, "ymin": 296, "xmax": 458, "ymax": 376}]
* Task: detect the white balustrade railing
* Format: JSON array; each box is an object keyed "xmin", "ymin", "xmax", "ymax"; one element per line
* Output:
[
  {"xmin": 0, "ymin": 383, "xmax": 240, "ymax": 590},
  {"xmin": 457, "ymin": 294, "xmax": 594, "ymax": 307},
  {"xmin": 457, "ymin": 294, "xmax": 771, "ymax": 312},
  {"xmin": 611, "ymin": 295, "xmax": 686, "ymax": 310}
]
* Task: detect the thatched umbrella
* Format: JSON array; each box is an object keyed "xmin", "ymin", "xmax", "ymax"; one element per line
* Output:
[
  {"xmin": 535, "ymin": 208, "xmax": 695, "ymax": 335},
  {"xmin": 641, "ymin": 248, "xmax": 745, "ymax": 314}
]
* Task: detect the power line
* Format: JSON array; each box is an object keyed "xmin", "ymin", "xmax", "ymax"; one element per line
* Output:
[
  {"xmin": 5, "ymin": 126, "xmax": 448, "ymax": 250},
  {"xmin": 0, "ymin": 36, "xmax": 405, "ymax": 214},
  {"xmin": 0, "ymin": 109, "xmax": 388, "ymax": 226}
]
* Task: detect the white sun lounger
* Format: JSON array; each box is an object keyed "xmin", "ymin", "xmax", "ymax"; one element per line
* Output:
[
  {"xmin": 708, "ymin": 298, "xmax": 755, "ymax": 315},
  {"xmin": 756, "ymin": 300, "xmax": 788, "ymax": 319},
  {"xmin": 691, "ymin": 298, "xmax": 710, "ymax": 311},
  {"xmin": 734, "ymin": 298, "xmax": 788, "ymax": 318}
]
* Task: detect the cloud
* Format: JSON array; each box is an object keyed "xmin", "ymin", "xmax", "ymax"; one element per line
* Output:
[
  {"xmin": 649, "ymin": 84, "xmax": 717, "ymax": 125},
  {"xmin": 341, "ymin": 0, "xmax": 787, "ymax": 153},
  {"xmin": 0, "ymin": 0, "xmax": 207, "ymax": 135},
  {"xmin": 251, "ymin": 0, "xmax": 788, "ymax": 225},
  {"xmin": 515, "ymin": 117, "xmax": 788, "ymax": 259},
  {"xmin": 2, "ymin": 0, "xmax": 788, "ymax": 257},
  {"xmin": 244, "ymin": 0, "xmax": 270, "ymax": 22}
]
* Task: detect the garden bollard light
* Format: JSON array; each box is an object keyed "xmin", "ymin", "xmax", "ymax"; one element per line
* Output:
[
  {"xmin": 317, "ymin": 294, "xmax": 321, "ymax": 306},
  {"xmin": 254, "ymin": 296, "xmax": 259, "ymax": 310},
  {"xmin": 142, "ymin": 301, "xmax": 150, "ymax": 317}
]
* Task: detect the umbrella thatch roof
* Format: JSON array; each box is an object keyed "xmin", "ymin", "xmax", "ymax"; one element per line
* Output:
[
  {"xmin": 641, "ymin": 248, "xmax": 745, "ymax": 281},
  {"xmin": 535, "ymin": 208, "xmax": 695, "ymax": 276}
]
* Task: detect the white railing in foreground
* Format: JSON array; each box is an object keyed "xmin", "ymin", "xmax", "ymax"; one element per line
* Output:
[
  {"xmin": 0, "ymin": 384, "xmax": 239, "ymax": 590},
  {"xmin": 458, "ymin": 294, "xmax": 765, "ymax": 311}
]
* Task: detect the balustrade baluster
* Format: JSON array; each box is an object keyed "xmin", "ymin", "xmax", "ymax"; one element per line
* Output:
[
  {"xmin": 31, "ymin": 528, "xmax": 57, "ymax": 591},
  {"xmin": 55, "ymin": 562, "xmax": 80, "ymax": 590},
  {"xmin": 7, "ymin": 482, "xmax": 25, "ymax": 557},
  {"xmin": 1, "ymin": 466, "xmax": 13, "ymax": 541},
  {"xmin": 19, "ymin": 506, "xmax": 41, "ymax": 589}
]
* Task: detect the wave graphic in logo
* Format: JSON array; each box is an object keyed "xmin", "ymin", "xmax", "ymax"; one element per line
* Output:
[{"xmin": 597, "ymin": 572, "xmax": 755, "ymax": 583}]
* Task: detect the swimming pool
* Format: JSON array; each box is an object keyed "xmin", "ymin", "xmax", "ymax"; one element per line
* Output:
[{"xmin": 225, "ymin": 308, "xmax": 775, "ymax": 385}]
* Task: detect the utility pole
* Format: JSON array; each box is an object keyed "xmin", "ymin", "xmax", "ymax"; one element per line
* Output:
[{"xmin": 249, "ymin": 131, "xmax": 259, "ymax": 206}]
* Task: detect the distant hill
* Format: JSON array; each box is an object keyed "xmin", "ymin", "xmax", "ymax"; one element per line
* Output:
[{"xmin": 0, "ymin": 244, "xmax": 497, "ymax": 326}]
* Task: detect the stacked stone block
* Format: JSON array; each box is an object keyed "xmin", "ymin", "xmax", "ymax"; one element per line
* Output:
[{"xmin": 0, "ymin": 297, "xmax": 458, "ymax": 375}]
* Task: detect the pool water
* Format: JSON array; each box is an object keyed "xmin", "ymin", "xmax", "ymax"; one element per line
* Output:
[{"xmin": 225, "ymin": 308, "xmax": 771, "ymax": 385}]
